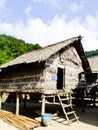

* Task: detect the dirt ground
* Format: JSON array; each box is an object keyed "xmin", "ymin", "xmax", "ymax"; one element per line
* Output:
[
  {"xmin": 34, "ymin": 105, "xmax": 98, "ymax": 130},
  {"xmin": 0, "ymin": 119, "xmax": 18, "ymax": 130},
  {"xmin": 0, "ymin": 102, "xmax": 98, "ymax": 130}
]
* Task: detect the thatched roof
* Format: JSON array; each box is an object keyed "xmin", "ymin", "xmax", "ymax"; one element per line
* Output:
[
  {"xmin": 88, "ymin": 56, "xmax": 98, "ymax": 73},
  {"xmin": 0, "ymin": 35, "xmax": 91, "ymax": 73}
]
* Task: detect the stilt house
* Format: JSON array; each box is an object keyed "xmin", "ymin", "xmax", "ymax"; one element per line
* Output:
[
  {"xmin": 0, "ymin": 35, "xmax": 91, "ymax": 115},
  {"xmin": 87, "ymin": 56, "xmax": 98, "ymax": 83},
  {"xmin": 85, "ymin": 56, "xmax": 98, "ymax": 106}
]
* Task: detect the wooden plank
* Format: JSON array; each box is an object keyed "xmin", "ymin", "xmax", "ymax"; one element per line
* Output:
[{"xmin": 66, "ymin": 111, "xmax": 75, "ymax": 115}]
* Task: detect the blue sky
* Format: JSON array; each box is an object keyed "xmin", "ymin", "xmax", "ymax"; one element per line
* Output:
[{"xmin": 0, "ymin": 0, "xmax": 98, "ymax": 51}]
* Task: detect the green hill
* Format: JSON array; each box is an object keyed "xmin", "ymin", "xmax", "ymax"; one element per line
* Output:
[{"xmin": 0, "ymin": 34, "xmax": 41, "ymax": 66}]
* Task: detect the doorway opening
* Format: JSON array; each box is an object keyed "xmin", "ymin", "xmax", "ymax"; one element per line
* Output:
[{"xmin": 57, "ymin": 67, "xmax": 64, "ymax": 89}]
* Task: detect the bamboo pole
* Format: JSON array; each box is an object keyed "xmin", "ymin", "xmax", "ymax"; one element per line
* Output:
[
  {"xmin": 0, "ymin": 110, "xmax": 41, "ymax": 130},
  {"xmin": 16, "ymin": 93, "xmax": 19, "ymax": 115},
  {"xmin": 41, "ymin": 94, "xmax": 45, "ymax": 115}
]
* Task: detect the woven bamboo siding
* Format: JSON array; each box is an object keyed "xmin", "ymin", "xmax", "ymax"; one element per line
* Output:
[
  {"xmin": 43, "ymin": 45, "xmax": 83, "ymax": 93},
  {"xmin": 65, "ymin": 65, "xmax": 81, "ymax": 91},
  {"xmin": 43, "ymin": 53, "xmax": 59, "ymax": 94},
  {"xmin": 59, "ymin": 46, "xmax": 83, "ymax": 91},
  {"xmin": 0, "ymin": 64, "xmax": 46, "ymax": 93},
  {"xmin": 0, "ymin": 46, "xmax": 83, "ymax": 94}
]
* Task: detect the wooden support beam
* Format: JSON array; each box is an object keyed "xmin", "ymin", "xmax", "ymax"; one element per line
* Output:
[
  {"xmin": 0, "ymin": 92, "xmax": 2, "ymax": 110},
  {"xmin": 41, "ymin": 94, "xmax": 45, "ymax": 115},
  {"xmin": 16, "ymin": 93, "xmax": 19, "ymax": 115}
]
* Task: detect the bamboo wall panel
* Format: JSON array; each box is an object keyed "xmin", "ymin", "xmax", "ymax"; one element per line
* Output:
[{"xmin": 0, "ymin": 46, "xmax": 83, "ymax": 94}]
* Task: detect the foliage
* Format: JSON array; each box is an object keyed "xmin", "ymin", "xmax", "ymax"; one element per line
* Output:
[
  {"xmin": 85, "ymin": 49, "xmax": 98, "ymax": 57},
  {"xmin": 0, "ymin": 34, "xmax": 41, "ymax": 66},
  {"xmin": 0, "ymin": 34, "xmax": 98, "ymax": 66}
]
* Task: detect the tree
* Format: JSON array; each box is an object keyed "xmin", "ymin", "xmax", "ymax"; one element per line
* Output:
[{"xmin": 0, "ymin": 34, "xmax": 41, "ymax": 65}]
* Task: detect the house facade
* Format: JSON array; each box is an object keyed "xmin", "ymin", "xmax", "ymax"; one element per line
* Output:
[
  {"xmin": 0, "ymin": 36, "xmax": 91, "ymax": 95},
  {"xmin": 0, "ymin": 36, "xmax": 91, "ymax": 114}
]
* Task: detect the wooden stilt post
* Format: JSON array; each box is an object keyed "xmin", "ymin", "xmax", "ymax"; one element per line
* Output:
[
  {"xmin": 41, "ymin": 94, "xmax": 45, "ymax": 115},
  {"xmin": 0, "ymin": 92, "xmax": 2, "ymax": 110},
  {"xmin": 16, "ymin": 93, "xmax": 19, "ymax": 115}
]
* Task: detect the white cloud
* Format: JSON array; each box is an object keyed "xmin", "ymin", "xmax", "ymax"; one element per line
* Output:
[
  {"xmin": 24, "ymin": 6, "xmax": 32, "ymax": 16},
  {"xmin": 0, "ymin": 22, "xmax": 14, "ymax": 33},
  {"xmin": 69, "ymin": 1, "xmax": 84, "ymax": 12},
  {"xmin": 0, "ymin": 13, "xmax": 98, "ymax": 51}
]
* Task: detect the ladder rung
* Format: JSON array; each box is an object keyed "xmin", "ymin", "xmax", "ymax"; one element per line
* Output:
[
  {"xmin": 67, "ymin": 111, "xmax": 75, "ymax": 115},
  {"xmin": 60, "ymin": 98, "xmax": 69, "ymax": 101},
  {"xmin": 63, "ymin": 104, "xmax": 72, "ymax": 108},
  {"xmin": 57, "ymin": 89, "xmax": 78, "ymax": 125},
  {"xmin": 69, "ymin": 117, "xmax": 79, "ymax": 123}
]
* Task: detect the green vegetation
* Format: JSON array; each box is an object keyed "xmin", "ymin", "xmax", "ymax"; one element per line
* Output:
[
  {"xmin": 85, "ymin": 49, "xmax": 98, "ymax": 57},
  {"xmin": 0, "ymin": 34, "xmax": 41, "ymax": 66},
  {"xmin": 0, "ymin": 34, "xmax": 98, "ymax": 66}
]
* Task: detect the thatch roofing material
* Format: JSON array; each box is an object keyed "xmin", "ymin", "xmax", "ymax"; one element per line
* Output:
[
  {"xmin": 0, "ymin": 35, "xmax": 91, "ymax": 73},
  {"xmin": 88, "ymin": 56, "xmax": 98, "ymax": 73}
]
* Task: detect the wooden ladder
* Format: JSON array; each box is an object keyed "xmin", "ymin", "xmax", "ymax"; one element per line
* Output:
[{"xmin": 56, "ymin": 89, "xmax": 79, "ymax": 125}]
